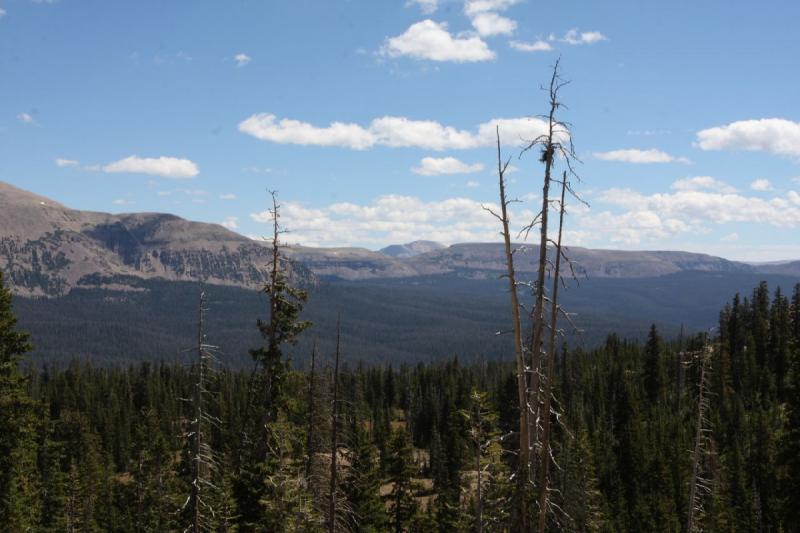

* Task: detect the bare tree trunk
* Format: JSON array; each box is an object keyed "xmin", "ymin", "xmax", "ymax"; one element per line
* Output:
[
  {"xmin": 306, "ymin": 339, "xmax": 318, "ymax": 479},
  {"xmin": 537, "ymin": 173, "xmax": 568, "ymax": 533},
  {"xmin": 687, "ymin": 343, "xmax": 713, "ymax": 533},
  {"xmin": 328, "ymin": 319, "xmax": 341, "ymax": 533},
  {"xmin": 529, "ymin": 63, "xmax": 562, "ymax": 472},
  {"xmin": 476, "ymin": 402, "xmax": 484, "ymax": 533},
  {"xmin": 191, "ymin": 289, "xmax": 205, "ymax": 533},
  {"xmin": 493, "ymin": 126, "xmax": 532, "ymax": 532}
]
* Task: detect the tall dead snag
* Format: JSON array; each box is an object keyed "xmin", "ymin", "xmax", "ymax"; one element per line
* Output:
[
  {"xmin": 306, "ymin": 339, "xmax": 318, "ymax": 479},
  {"xmin": 518, "ymin": 59, "xmax": 581, "ymax": 531},
  {"xmin": 183, "ymin": 288, "xmax": 222, "ymax": 533},
  {"xmin": 687, "ymin": 341, "xmax": 714, "ymax": 533},
  {"xmin": 486, "ymin": 126, "xmax": 531, "ymax": 532},
  {"xmin": 521, "ymin": 59, "xmax": 576, "ymax": 485},
  {"xmin": 328, "ymin": 318, "xmax": 341, "ymax": 533},
  {"xmin": 537, "ymin": 173, "xmax": 569, "ymax": 533}
]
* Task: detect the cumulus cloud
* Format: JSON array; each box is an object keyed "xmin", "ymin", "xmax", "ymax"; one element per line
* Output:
[
  {"xmin": 234, "ymin": 53, "xmax": 251, "ymax": 67},
  {"xmin": 470, "ymin": 12, "xmax": 516, "ymax": 36},
  {"xmin": 221, "ymin": 217, "xmax": 238, "ymax": 230},
  {"xmin": 55, "ymin": 158, "xmax": 79, "ymax": 167},
  {"xmin": 671, "ymin": 176, "xmax": 737, "ymax": 194},
  {"xmin": 696, "ymin": 118, "xmax": 800, "ymax": 157},
  {"xmin": 406, "ymin": 0, "xmax": 438, "ymax": 14},
  {"xmin": 239, "ymin": 114, "xmax": 375, "ymax": 149},
  {"xmin": 17, "ymin": 112, "xmax": 36, "ymax": 124},
  {"xmin": 597, "ymin": 187, "xmax": 800, "ymax": 231},
  {"xmin": 102, "ymin": 156, "xmax": 199, "ymax": 178},
  {"xmin": 593, "ymin": 149, "xmax": 687, "ymax": 164},
  {"xmin": 510, "ymin": 40, "xmax": 553, "ymax": 52},
  {"xmin": 464, "ymin": 0, "xmax": 520, "ymax": 16},
  {"xmin": 560, "ymin": 28, "xmax": 608, "ymax": 45},
  {"xmin": 750, "ymin": 179, "xmax": 774, "ymax": 191},
  {"xmin": 239, "ymin": 113, "xmax": 551, "ymax": 151},
  {"xmin": 250, "ymin": 194, "xmax": 540, "ymax": 248},
  {"xmin": 413, "ymin": 156, "xmax": 484, "ymax": 175},
  {"xmin": 380, "ymin": 20, "xmax": 495, "ymax": 62}
]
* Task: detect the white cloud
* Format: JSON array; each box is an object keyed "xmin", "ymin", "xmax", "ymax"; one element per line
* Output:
[
  {"xmin": 470, "ymin": 12, "xmax": 516, "ymax": 36},
  {"xmin": 102, "ymin": 156, "xmax": 199, "ymax": 178},
  {"xmin": 593, "ymin": 149, "xmax": 687, "ymax": 164},
  {"xmin": 671, "ymin": 176, "xmax": 737, "ymax": 194},
  {"xmin": 221, "ymin": 217, "xmax": 238, "ymax": 230},
  {"xmin": 466, "ymin": 180, "xmax": 480, "ymax": 188},
  {"xmin": 239, "ymin": 114, "xmax": 375, "ymax": 150},
  {"xmin": 560, "ymin": 28, "xmax": 608, "ymax": 45},
  {"xmin": 250, "ymin": 194, "xmax": 541, "ymax": 248},
  {"xmin": 112, "ymin": 199, "xmax": 135, "ymax": 206},
  {"xmin": 413, "ymin": 156, "xmax": 484, "ymax": 175},
  {"xmin": 0, "ymin": 8, "xmax": 6, "ymax": 18},
  {"xmin": 55, "ymin": 158, "xmax": 79, "ymax": 167},
  {"xmin": 793, "ymin": 176, "xmax": 800, "ymax": 184},
  {"xmin": 750, "ymin": 179, "xmax": 774, "ymax": 191},
  {"xmin": 406, "ymin": 0, "xmax": 438, "ymax": 14},
  {"xmin": 239, "ymin": 113, "xmax": 551, "ymax": 151},
  {"xmin": 219, "ymin": 193, "xmax": 237, "ymax": 200},
  {"xmin": 597, "ymin": 187, "xmax": 800, "ymax": 230},
  {"xmin": 579, "ymin": 209, "xmax": 691, "ymax": 245},
  {"xmin": 696, "ymin": 118, "xmax": 800, "ymax": 157},
  {"xmin": 17, "ymin": 112, "xmax": 35, "ymax": 124},
  {"xmin": 464, "ymin": 0, "xmax": 520, "ymax": 16},
  {"xmin": 380, "ymin": 20, "xmax": 495, "ymax": 63},
  {"xmin": 721, "ymin": 232, "xmax": 739, "ymax": 242},
  {"xmin": 234, "ymin": 53, "xmax": 251, "ymax": 67},
  {"xmin": 510, "ymin": 40, "xmax": 553, "ymax": 52}
]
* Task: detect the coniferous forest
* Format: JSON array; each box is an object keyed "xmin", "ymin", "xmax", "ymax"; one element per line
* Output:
[{"xmin": 3, "ymin": 268, "xmax": 800, "ymax": 531}]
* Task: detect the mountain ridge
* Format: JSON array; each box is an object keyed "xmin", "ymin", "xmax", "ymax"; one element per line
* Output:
[{"xmin": 2, "ymin": 182, "xmax": 797, "ymax": 296}]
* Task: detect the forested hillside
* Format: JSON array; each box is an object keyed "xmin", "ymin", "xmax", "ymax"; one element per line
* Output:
[{"xmin": 2, "ymin": 267, "xmax": 800, "ymax": 531}]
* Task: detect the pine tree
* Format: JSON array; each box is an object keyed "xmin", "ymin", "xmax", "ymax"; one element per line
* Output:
[
  {"xmin": 0, "ymin": 271, "xmax": 40, "ymax": 529},
  {"xmin": 643, "ymin": 324, "xmax": 664, "ymax": 405},
  {"xmin": 385, "ymin": 428, "xmax": 418, "ymax": 533},
  {"xmin": 342, "ymin": 422, "xmax": 387, "ymax": 532}
]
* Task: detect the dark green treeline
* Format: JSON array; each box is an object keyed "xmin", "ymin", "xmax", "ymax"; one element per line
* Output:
[{"xmin": 1, "ymin": 274, "xmax": 800, "ymax": 531}]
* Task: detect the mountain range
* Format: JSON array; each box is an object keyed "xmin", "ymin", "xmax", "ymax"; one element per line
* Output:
[{"xmin": 2, "ymin": 181, "xmax": 798, "ymax": 366}]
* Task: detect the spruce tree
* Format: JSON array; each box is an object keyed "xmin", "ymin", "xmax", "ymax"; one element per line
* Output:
[
  {"xmin": 385, "ymin": 428, "xmax": 418, "ymax": 533},
  {"xmin": 0, "ymin": 271, "xmax": 40, "ymax": 529},
  {"xmin": 643, "ymin": 324, "xmax": 664, "ymax": 405}
]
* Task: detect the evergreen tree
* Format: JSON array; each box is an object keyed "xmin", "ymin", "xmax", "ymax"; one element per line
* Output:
[
  {"xmin": 385, "ymin": 428, "xmax": 418, "ymax": 533},
  {"xmin": 643, "ymin": 324, "xmax": 664, "ymax": 405},
  {"xmin": 342, "ymin": 422, "xmax": 387, "ymax": 532},
  {"xmin": 0, "ymin": 271, "xmax": 40, "ymax": 530}
]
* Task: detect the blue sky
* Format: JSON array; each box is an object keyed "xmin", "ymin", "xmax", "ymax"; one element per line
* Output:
[{"xmin": 2, "ymin": 0, "xmax": 799, "ymax": 260}]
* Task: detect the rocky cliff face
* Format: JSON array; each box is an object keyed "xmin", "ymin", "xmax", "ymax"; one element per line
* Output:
[{"xmin": 2, "ymin": 182, "xmax": 795, "ymax": 297}]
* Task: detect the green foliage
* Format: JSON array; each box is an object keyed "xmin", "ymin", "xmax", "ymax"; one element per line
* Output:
[{"xmin": 0, "ymin": 280, "xmax": 797, "ymax": 531}]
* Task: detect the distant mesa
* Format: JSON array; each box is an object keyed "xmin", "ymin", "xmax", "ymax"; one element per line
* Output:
[
  {"xmin": 1, "ymin": 181, "xmax": 799, "ymax": 298},
  {"xmin": 379, "ymin": 240, "xmax": 447, "ymax": 258}
]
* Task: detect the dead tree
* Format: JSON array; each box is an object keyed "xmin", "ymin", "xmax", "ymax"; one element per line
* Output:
[
  {"xmin": 183, "ymin": 288, "xmax": 222, "ymax": 533},
  {"xmin": 687, "ymin": 341, "xmax": 714, "ymax": 533},
  {"xmin": 519, "ymin": 58, "xmax": 580, "ymax": 529},
  {"xmin": 306, "ymin": 338, "xmax": 318, "ymax": 479},
  {"xmin": 537, "ymin": 173, "xmax": 568, "ymax": 533},
  {"xmin": 328, "ymin": 318, "xmax": 341, "ymax": 533},
  {"xmin": 485, "ymin": 126, "xmax": 532, "ymax": 532},
  {"xmin": 523, "ymin": 58, "xmax": 575, "ymax": 461}
]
